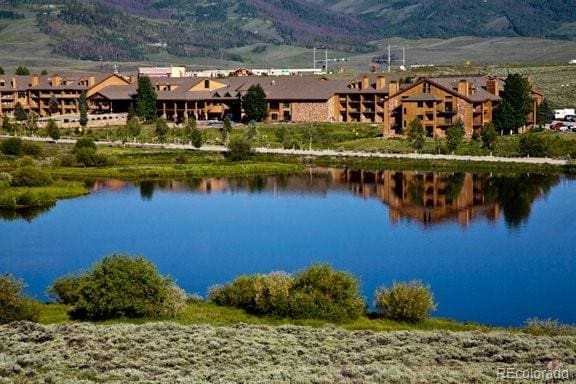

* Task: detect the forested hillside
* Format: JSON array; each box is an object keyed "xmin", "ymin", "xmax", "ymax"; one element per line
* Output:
[{"xmin": 1, "ymin": 0, "xmax": 575, "ymax": 62}]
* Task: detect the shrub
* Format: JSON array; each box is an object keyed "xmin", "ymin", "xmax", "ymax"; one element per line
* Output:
[
  {"xmin": 0, "ymin": 137, "xmax": 23, "ymax": 156},
  {"xmin": 446, "ymin": 119, "xmax": 465, "ymax": 152},
  {"xmin": 0, "ymin": 172, "xmax": 12, "ymax": 190},
  {"xmin": 0, "ymin": 193, "xmax": 16, "ymax": 209},
  {"xmin": 0, "ymin": 275, "xmax": 41, "ymax": 324},
  {"xmin": 289, "ymin": 264, "xmax": 365, "ymax": 322},
  {"xmin": 519, "ymin": 133, "xmax": 548, "ymax": 157},
  {"xmin": 47, "ymin": 275, "xmax": 81, "ymax": 305},
  {"xmin": 209, "ymin": 272, "xmax": 293, "ymax": 317},
  {"xmin": 190, "ymin": 126, "xmax": 203, "ymax": 148},
  {"xmin": 21, "ymin": 141, "xmax": 42, "ymax": 158},
  {"xmin": 210, "ymin": 265, "xmax": 365, "ymax": 322},
  {"xmin": 75, "ymin": 148, "xmax": 109, "ymax": 167},
  {"xmin": 375, "ymin": 281, "xmax": 436, "ymax": 322},
  {"xmin": 226, "ymin": 136, "xmax": 254, "ymax": 161},
  {"xmin": 49, "ymin": 254, "xmax": 186, "ymax": 320},
  {"xmin": 407, "ymin": 118, "xmax": 424, "ymax": 150},
  {"xmin": 10, "ymin": 166, "xmax": 53, "ymax": 187},
  {"xmin": 18, "ymin": 156, "xmax": 35, "ymax": 167},
  {"xmin": 46, "ymin": 119, "xmax": 60, "ymax": 141},
  {"xmin": 73, "ymin": 137, "xmax": 97, "ymax": 153},
  {"xmin": 59, "ymin": 154, "xmax": 77, "ymax": 167},
  {"xmin": 481, "ymin": 123, "xmax": 498, "ymax": 150},
  {"xmin": 524, "ymin": 318, "xmax": 576, "ymax": 336}
]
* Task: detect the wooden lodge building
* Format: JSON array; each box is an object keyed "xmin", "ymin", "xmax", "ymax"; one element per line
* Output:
[{"xmin": 0, "ymin": 72, "xmax": 542, "ymax": 137}]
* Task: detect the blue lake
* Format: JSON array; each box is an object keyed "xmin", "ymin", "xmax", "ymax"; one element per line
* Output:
[{"xmin": 1, "ymin": 169, "xmax": 575, "ymax": 326}]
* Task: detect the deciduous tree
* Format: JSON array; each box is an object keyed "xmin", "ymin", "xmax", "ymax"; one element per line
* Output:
[
  {"xmin": 243, "ymin": 85, "xmax": 267, "ymax": 122},
  {"xmin": 407, "ymin": 117, "xmax": 424, "ymax": 150}
]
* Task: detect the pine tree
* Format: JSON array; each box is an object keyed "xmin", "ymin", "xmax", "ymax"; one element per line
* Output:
[
  {"xmin": 79, "ymin": 91, "xmax": 88, "ymax": 128},
  {"xmin": 497, "ymin": 74, "xmax": 533, "ymax": 133},
  {"xmin": 0, "ymin": 67, "xmax": 4, "ymax": 75},
  {"xmin": 14, "ymin": 102, "xmax": 27, "ymax": 122},
  {"xmin": 243, "ymin": 84, "xmax": 268, "ymax": 122},
  {"xmin": 15, "ymin": 66, "xmax": 30, "ymax": 75},
  {"xmin": 48, "ymin": 95, "xmax": 59, "ymax": 116},
  {"xmin": 155, "ymin": 119, "xmax": 168, "ymax": 143},
  {"xmin": 536, "ymin": 98, "xmax": 554, "ymax": 125},
  {"xmin": 407, "ymin": 117, "xmax": 424, "ymax": 150},
  {"xmin": 446, "ymin": 118, "xmax": 465, "ymax": 152},
  {"xmin": 136, "ymin": 76, "xmax": 157, "ymax": 121},
  {"xmin": 46, "ymin": 119, "xmax": 60, "ymax": 141}
]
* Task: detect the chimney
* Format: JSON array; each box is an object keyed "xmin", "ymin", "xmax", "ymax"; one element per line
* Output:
[
  {"xmin": 361, "ymin": 76, "xmax": 369, "ymax": 90},
  {"xmin": 458, "ymin": 80, "xmax": 469, "ymax": 97},
  {"xmin": 88, "ymin": 75, "xmax": 96, "ymax": 88},
  {"xmin": 51, "ymin": 74, "xmax": 61, "ymax": 87},
  {"xmin": 376, "ymin": 75, "xmax": 386, "ymax": 90},
  {"xmin": 486, "ymin": 79, "xmax": 499, "ymax": 96},
  {"xmin": 389, "ymin": 81, "xmax": 399, "ymax": 95},
  {"xmin": 31, "ymin": 75, "xmax": 39, "ymax": 87},
  {"xmin": 12, "ymin": 77, "xmax": 17, "ymax": 89}
]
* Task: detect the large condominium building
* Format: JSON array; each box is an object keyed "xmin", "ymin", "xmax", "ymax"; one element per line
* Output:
[{"xmin": 0, "ymin": 72, "xmax": 542, "ymax": 137}]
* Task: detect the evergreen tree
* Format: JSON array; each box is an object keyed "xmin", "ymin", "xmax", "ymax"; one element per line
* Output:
[
  {"xmin": 2, "ymin": 116, "xmax": 13, "ymax": 133},
  {"xmin": 0, "ymin": 67, "xmax": 4, "ymax": 75},
  {"xmin": 154, "ymin": 119, "xmax": 168, "ymax": 143},
  {"xmin": 481, "ymin": 122, "xmax": 498, "ymax": 150},
  {"xmin": 407, "ymin": 117, "xmax": 424, "ymax": 150},
  {"xmin": 495, "ymin": 74, "xmax": 533, "ymax": 133},
  {"xmin": 46, "ymin": 119, "xmax": 60, "ymax": 141},
  {"xmin": 446, "ymin": 118, "xmax": 464, "ymax": 152},
  {"xmin": 135, "ymin": 76, "xmax": 157, "ymax": 121},
  {"xmin": 79, "ymin": 91, "xmax": 88, "ymax": 128},
  {"xmin": 48, "ymin": 95, "xmax": 59, "ymax": 115},
  {"xmin": 15, "ymin": 66, "xmax": 30, "ymax": 75},
  {"xmin": 14, "ymin": 102, "xmax": 27, "ymax": 122},
  {"xmin": 493, "ymin": 100, "xmax": 516, "ymax": 135},
  {"xmin": 190, "ymin": 125, "xmax": 203, "ymax": 149},
  {"xmin": 243, "ymin": 84, "xmax": 268, "ymax": 122},
  {"xmin": 536, "ymin": 98, "xmax": 554, "ymax": 125},
  {"xmin": 127, "ymin": 117, "xmax": 142, "ymax": 140},
  {"xmin": 40, "ymin": 69, "xmax": 48, "ymax": 75}
]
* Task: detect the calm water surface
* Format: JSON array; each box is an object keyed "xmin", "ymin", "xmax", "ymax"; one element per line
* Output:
[{"xmin": 1, "ymin": 169, "xmax": 574, "ymax": 326}]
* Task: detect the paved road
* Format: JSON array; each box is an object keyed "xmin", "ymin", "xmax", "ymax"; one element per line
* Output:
[{"xmin": 2, "ymin": 135, "xmax": 569, "ymax": 166}]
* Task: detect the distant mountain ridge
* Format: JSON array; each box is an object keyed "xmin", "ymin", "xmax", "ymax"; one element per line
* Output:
[{"xmin": 2, "ymin": 0, "xmax": 575, "ymax": 62}]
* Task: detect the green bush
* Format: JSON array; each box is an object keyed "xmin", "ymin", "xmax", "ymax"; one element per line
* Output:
[
  {"xmin": 519, "ymin": 133, "xmax": 548, "ymax": 157},
  {"xmin": 75, "ymin": 148, "xmax": 109, "ymax": 167},
  {"xmin": 21, "ymin": 142, "xmax": 42, "ymax": 158},
  {"xmin": 73, "ymin": 137, "xmax": 97, "ymax": 153},
  {"xmin": 210, "ymin": 264, "xmax": 365, "ymax": 322},
  {"xmin": 210, "ymin": 272, "xmax": 293, "ymax": 317},
  {"xmin": 375, "ymin": 281, "xmax": 436, "ymax": 322},
  {"xmin": 10, "ymin": 166, "xmax": 53, "ymax": 187},
  {"xmin": 0, "ymin": 275, "xmax": 41, "ymax": 324},
  {"xmin": 59, "ymin": 154, "xmax": 77, "ymax": 167},
  {"xmin": 49, "ymin": 254, "xmax": 186, "ymax": 320},
  {"xmin": 0, "ymin": 137, "xmax": 23, "ymax": 156},
  {"xmin": 47, "ymin": 275, "xmax": 81, "ymax": 305},
  {"xmin": 0, "ymin": 193, "xmax": 16, "ymax": 209},
  {"xmin": 226, "ymin": 136, "xmax": 254, "ymax": 161},
  {"xmin": 289, "ymin": 264, "xmax": 365, "ymax": 322},
  {"xmin": 0, "ymin": 172, "xmax": 12, "ymax": 190}
]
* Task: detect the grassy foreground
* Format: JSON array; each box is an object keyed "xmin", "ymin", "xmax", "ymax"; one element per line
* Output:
[{"xmin": 1, "ymin": 320, "xmax": 575, "ymax": 383}]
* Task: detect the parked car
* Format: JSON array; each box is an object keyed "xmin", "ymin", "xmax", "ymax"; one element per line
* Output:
[
  {"xmin": 572, "ymin": 127, "xmax": 576, "ymax": 133},
  {"xmin": 550, "ymin": 122, "xmax": 566, "ymax": 131},
  {"xmin": 565, "ymin": 115, "xmax": 576, "ymax": 122}
]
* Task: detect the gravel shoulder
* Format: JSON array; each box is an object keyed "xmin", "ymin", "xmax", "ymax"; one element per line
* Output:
[{"xmin": 1, "ymin": 321, "xmax": 575, "ymax": 383}]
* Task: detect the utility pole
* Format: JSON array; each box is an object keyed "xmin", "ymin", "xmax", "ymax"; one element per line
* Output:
[
  {"xmin": 388, "ymin": 44, "xmax": 391, "ymax": 73},
  {"xmin": 313, "ymin": 47, "xmax": 316, "ymax": 73},
  {"xmin": 325, "ymin": 49, "xmax": 328, "ymax": 74}
]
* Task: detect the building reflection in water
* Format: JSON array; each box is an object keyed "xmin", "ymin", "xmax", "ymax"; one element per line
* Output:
[{"xmin": 88, "ymin": 168, "xmax": 560, "ymax": 228}]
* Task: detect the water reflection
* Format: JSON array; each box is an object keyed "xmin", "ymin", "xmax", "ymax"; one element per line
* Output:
[
  {"xmin": 0, "ymin": 204, "xmax": 55, "ymax": 222},
  {"xmin": 87, "ymin": 169, "xmax": 561, "ymax": 228}
]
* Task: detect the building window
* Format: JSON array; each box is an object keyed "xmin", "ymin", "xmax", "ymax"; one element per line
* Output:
[
  {"xmin": 423, "ymin": 83, "xmax": 431, "ymax": 93},
  {"xmin": 270, "ymin": 102, "xmax": 279, "ymax": 110},
  {"xmin": 204, "ymin": 80, "xmax": 210, "ymax": 89},
  {"xmin": 403, "ymin": 108, "xmax": 407, "ymax": 115},
  {"xmin": 18, "ymin": 91, "xmax": 26, "ymax": 99},
  {"xmin": 271, "ymin": 113, "xmax": 278, "ymax": 121},
  {"xmin": 283, "ymin": 103, "xmax": 290, "ymax": 109},
  {"xmin": 417, "ymin": 115, "xmax": 424, "ymax": 121},
  {"xmin": 417, "ymin": 101, "xmax": 424, "ymax": 108}
]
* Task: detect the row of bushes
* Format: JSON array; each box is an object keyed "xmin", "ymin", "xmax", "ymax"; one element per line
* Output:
[
  {"xmin": 1, "ymin": 255, "xmax": 436, "ymax": 325},
  {"xmin": 0, "ymin": 138, "xmax": 43, "ymax": 158},
  {"xmin": 209, "ymin": 265, "xmax": 436, "ymax": 323}
]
